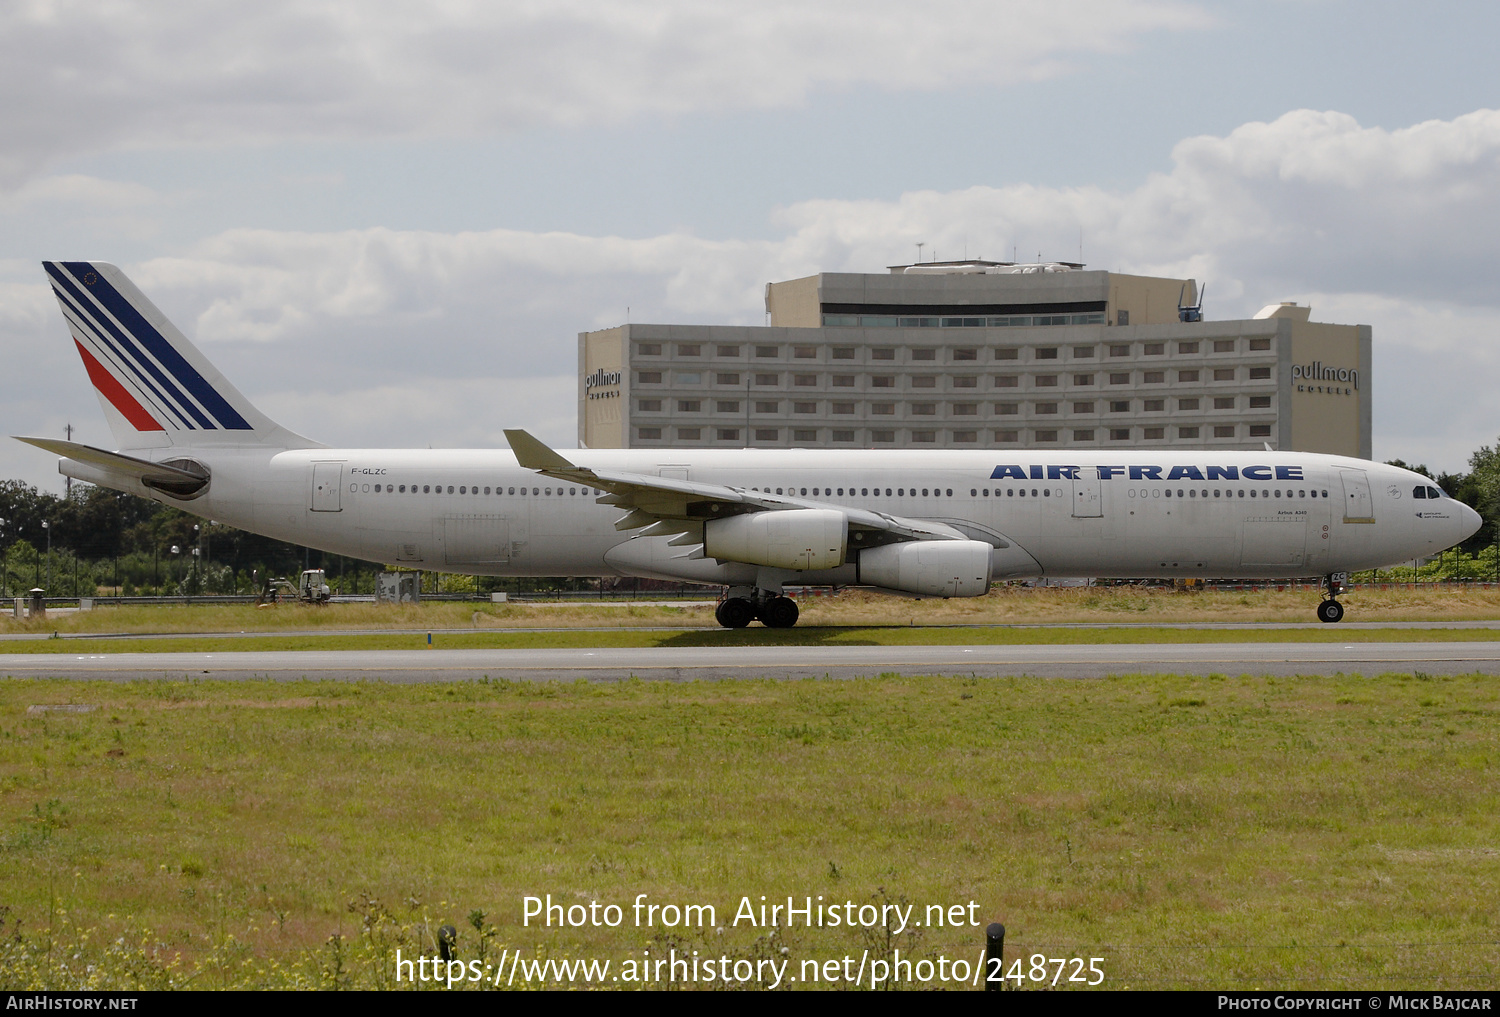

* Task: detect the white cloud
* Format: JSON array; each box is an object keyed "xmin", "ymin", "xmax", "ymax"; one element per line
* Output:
[
  {"xmin": 766, "ymin": 108, "xmax": 1500, "ymax": 314},
  {"xmin": 256, "ymin": 376, "xmax": 578, "ymax": 452},
  {"xmin": 8, "ymin": 105, "xmax": 1500, "ymax": 488},
  {"xmin": 0, "ymin": 0, "xmax": 1207, "ymax": 183},
  {"xmin": 0, "ymin": 174, "xmax": 158, "ymax": 212}
]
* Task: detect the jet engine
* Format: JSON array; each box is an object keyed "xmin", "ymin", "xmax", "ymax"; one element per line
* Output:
[
  {"xmin": 703, "ymin": 508, "xmax": 848, "ymax": 570},
  {"xmin": 856, "ymin": 539, "xmax": 993, "ymax": 597}
]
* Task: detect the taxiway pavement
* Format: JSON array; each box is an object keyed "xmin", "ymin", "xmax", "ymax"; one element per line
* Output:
[{"xmin": 2, "ymin": 642, "xmax": 1496, "ymax": 681}]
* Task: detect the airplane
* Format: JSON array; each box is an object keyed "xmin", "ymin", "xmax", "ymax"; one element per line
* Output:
[{"xmin": 16, "ymin": 260, "xmax": 1483, "ymax": 628}]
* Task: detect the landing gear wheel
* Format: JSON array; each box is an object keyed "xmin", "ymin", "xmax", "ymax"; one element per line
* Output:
[
  {"xmin": 1316, "ymin": 599, "xmax": 1344, "ymax": 624},
  {"xmin": 716, "ymin": 598, "xmax": 754, "ymax": 628},
  {"xmin": 760, "ymin": 596, "xmax": 799, "ymax": 629}
]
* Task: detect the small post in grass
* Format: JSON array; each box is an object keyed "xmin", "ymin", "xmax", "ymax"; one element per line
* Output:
[{"xmin": 985, "ymin": 922, "xmax": 1005, "ymax": 991}]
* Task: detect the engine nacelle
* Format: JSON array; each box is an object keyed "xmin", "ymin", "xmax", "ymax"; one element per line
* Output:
[
  {"xmin": 856, "ymin": 540, "xmax": 994, "ymax": 597},
  {"xmin": 703, "ymin": 509, "xmax": 848, "ymax": 570}
]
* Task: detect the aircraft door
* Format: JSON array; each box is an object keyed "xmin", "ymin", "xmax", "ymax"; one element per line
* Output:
[
  {"xmin": 310, "ymin": 462, "xmax": 343, "ymax": 512},
  {"xmin": 1337, "ymin": 468, "xmax": 1375, "ymax": 523},
  {"xmin": 1072, "ymin": 471, "xmax": 1102, "ymax": 518}
]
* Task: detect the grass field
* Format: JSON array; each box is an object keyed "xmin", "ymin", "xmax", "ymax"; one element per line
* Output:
[
  {"xmin": 1, "ymin": 672, "xmax": 1496, "ymax": 990},
  {"xmin": 5, "ymin": 585, "xmax": 1500, "ymax": 640},
  {"xmin": 2, "ymin": 624, "xmax": 1500, "ymax": 656}
]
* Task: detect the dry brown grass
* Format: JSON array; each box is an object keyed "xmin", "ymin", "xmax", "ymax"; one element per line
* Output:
[
  {"xmin": 794, "ymin": 584, "xmax": 1500, "ymax": 626},
  {"xmin": 2, "ymin": 585, "xmax": 1498, "ymax": 639}
]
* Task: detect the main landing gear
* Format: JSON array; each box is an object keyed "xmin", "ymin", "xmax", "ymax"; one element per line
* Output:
[
  {"xmin": 715, "ymin": 589, "xmax": 800, "ymax": 628},
  {"xmin": 1317, "ymin": 572, "xmax": 1347, "ymax": 624}
]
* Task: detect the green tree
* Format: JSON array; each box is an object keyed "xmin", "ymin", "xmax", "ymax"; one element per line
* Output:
[{"xmin": 1468, "ymin": 440, "xmax": 1500, "ymax": 527}]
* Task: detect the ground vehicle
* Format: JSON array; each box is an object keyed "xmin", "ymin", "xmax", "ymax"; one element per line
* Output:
[{"xmin": 257, "ymin": 570, "xmax": 331, "ymax": 605}]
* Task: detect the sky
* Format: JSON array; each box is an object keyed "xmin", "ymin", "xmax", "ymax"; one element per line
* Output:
[{"xmin": 3, "ymin": 0, "xmax": 1500, "ymax": 492}]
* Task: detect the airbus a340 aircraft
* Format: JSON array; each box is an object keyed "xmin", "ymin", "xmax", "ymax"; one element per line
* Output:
[{"xmin": 18, "ymin": 261, "xmax": 1481, "ymax": 628}]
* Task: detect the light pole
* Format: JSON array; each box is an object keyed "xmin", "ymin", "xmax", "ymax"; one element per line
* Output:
[
  {"xmin": 192, "ymin": 524, "xmax": 200, "ymax": 594},
  {"xmin": 170, "ymin": 544, "xmax": 180, "ymax": 593},
  {"xmin": 41, "ymin": 521, "xmax": 50, "ymax": 590}
]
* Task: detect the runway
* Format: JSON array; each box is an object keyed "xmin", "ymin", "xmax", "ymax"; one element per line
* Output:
[{"xmin": 2, "ymin": 641, "xmax": 1498, "ymax": 681}]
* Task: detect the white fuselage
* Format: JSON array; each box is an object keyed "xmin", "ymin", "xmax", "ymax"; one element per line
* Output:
[{"xmin": 146, "ymin": 446, "xmax": 1472, "ymax": 586}]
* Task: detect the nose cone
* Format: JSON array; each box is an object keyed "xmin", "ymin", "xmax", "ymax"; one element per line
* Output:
[{"xmin": 1459, "ymin": 501, "xmax": 1484, "ymax": 543}]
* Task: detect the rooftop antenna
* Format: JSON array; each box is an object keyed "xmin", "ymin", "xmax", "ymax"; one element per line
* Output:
[{"xmin": 916, "ymin": 242, "xmax": 925, "ymax": 263}]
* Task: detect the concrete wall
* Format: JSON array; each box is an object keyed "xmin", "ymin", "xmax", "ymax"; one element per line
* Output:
[
  {"xmin": 1108, "ymin": 273, "xmax": 1196, "ymax": 326},
  {"xmin": 765, "ymin": 275, "xmax": 820, "ymax": 327}
]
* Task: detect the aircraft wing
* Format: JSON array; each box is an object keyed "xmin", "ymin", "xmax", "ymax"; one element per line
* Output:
[{"xmin": 503, "ymin": 429, "xmax": 964, "ymax": 547}]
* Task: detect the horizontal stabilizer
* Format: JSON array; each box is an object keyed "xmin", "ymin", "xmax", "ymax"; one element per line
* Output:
[{"xmin": 13, "ymin": 436, "xmax": 209, "ymax": 498}]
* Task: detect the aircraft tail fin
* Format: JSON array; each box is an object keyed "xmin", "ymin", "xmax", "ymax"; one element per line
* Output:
[{"xmin": 42, "ymin": 261, "xmax": 319, "ymax": 451}]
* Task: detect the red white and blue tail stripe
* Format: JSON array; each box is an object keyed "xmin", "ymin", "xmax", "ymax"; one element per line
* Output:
[{"xmin": 43, "ymin": 261, "xmax": 315, "ymax": 450}]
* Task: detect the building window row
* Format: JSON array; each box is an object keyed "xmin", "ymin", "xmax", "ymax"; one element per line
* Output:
[
  {"xmin": 635, "ymin": 337, "xmax": 1274, "ymax": 361},
  {"xmin": 821, "ymin": 313, "xmax": 1106, "ymax": 328},
  {"xmin": 637, "ymin": 422, "xmax": 1274, "ymax": 443},
  {"xmin": 636, "ymin": 367, "xmax": 1274, "ymax": 388},
  {"xmin": 639, "ymin": 396, "xmax": 1274, "ymax": 416}
]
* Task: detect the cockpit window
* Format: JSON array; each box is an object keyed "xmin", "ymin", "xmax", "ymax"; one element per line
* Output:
[
  {"xmin": 1413, "ymin": 486, "xmax": 1427, "ymax": 499},
  {"xmin": 1428, "ymin": 486, "xmax": 1444, "ymax": 499}
]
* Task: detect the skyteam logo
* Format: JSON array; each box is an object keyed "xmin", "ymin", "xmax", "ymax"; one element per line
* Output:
[
  {"xmin": 45, "ymin": 261, "xmax": 252, "ymax": 432},
  {"xmin": 990, "ymin": 464, "xmax": 1304, "ymax": 481}
]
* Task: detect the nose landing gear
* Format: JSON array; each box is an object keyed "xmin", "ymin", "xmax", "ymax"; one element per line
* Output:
[{"xmin": 1317, "ymin": 572, "xmax": 1347, "ymax": 623}]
